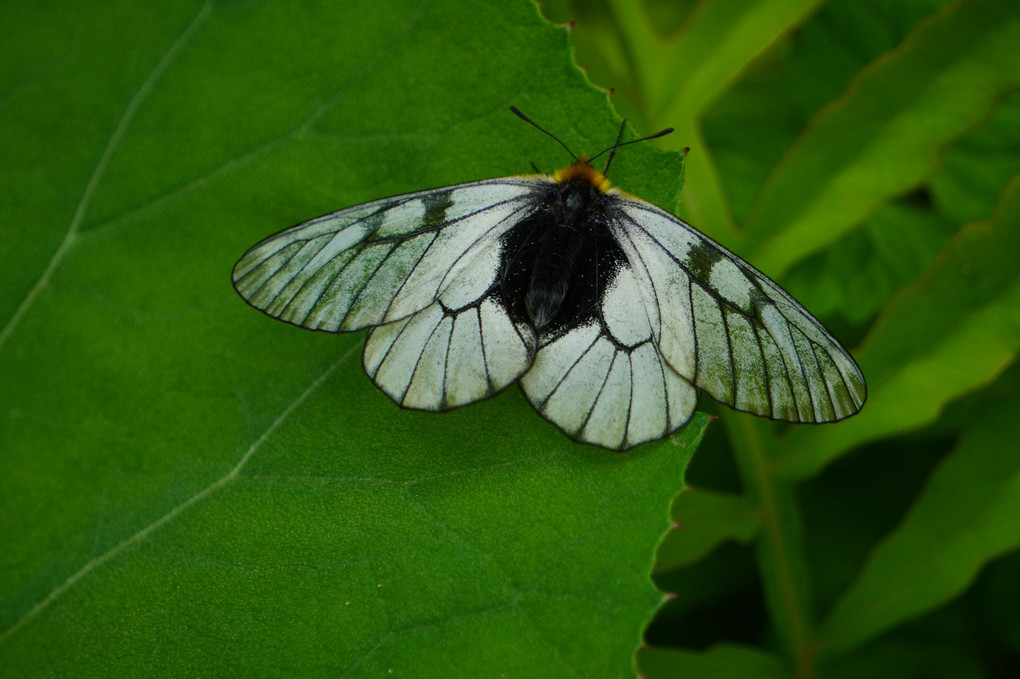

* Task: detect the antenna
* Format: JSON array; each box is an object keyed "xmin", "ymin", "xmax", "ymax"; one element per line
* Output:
[
  {"xmin": 510, "ymin": 106, "xmax": 673, "ymax": 174},
  {"xmin": 591, "ymin": 125, "xmax": 673, "ymax": 174},
  {"xmin": 509, "ymin": 106, "xmax": 576, "ymax": 160}
]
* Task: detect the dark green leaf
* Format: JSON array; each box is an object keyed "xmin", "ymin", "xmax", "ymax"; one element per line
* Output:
[{"xmin": 817, "ymin": 391, "xmax": 1020, "ymax": 654}]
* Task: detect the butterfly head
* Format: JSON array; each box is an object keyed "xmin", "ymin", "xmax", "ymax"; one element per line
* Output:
[{"xmin": 552, "ymin": 155, "xmax": 612, "ymax": 193}]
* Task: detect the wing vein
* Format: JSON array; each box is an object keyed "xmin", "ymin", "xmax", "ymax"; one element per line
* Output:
[{"xmin": 540, "ymin": 330, "xmax": 601, "ymax": 409}]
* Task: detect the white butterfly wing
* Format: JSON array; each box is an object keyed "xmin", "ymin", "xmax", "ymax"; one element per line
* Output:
[
  {"xmin": 232, "ymin": 178, "xmax": 544, "ymax": 332},
  {"xmin": 362, "ymin": 235, "xmax": 536, "ymax": 410},
  {"xmin": 233, "ymin": 178, "xmax": 549, "ymax": 412},
  {"xmin": 520, "ymin": 264, "xmax": 698, "ymax": 450},
  {"xmin": 609, "ymin": 196, "xmax": 866, "ymax": 424}
]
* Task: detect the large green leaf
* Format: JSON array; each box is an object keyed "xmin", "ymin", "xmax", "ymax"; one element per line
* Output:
[{"xmin": 0, "ymin": 1, "xmax": 700, "ymax": 676}]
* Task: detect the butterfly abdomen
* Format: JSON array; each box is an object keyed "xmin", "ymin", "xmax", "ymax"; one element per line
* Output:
[{"xmin": 526, "ymin": 221, "xmax": 582, "ymax": 329}]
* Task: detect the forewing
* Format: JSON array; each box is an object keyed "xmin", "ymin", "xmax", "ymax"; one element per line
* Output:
[
  {"xmin": 232, "ymin": 178, "xmax": 546, "ymax": 332},
  {"xmin": 363, "ymin": 236, "xmax": 536, "ymax": 411},
  {"xmin": 520, "ymin": 264, "xmax": 698, "ymax": 450},
  {"xmin": 609, "ymin": 196, "xmax": 866, "ymax": 424}
]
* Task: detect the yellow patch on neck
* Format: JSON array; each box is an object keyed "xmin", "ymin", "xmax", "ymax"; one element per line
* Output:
[{"xmin": 552, "ymin": 154, "xmax": 612, "ymax": 193}]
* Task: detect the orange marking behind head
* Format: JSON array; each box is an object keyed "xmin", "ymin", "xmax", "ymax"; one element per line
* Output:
[{"xmin": 552, "ymin": 154, "xmax": 612, "ymax": 193}]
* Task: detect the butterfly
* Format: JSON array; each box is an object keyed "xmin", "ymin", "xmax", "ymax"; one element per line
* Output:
[{"xmin": 232, "ymin": 107, "xmax": 866, "ymax": 450}]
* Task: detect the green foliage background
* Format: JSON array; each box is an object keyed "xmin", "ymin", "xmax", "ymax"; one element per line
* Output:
[{"xmin": 1, "ymin": 0, "xmax": 1018, "ymax": 677}]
